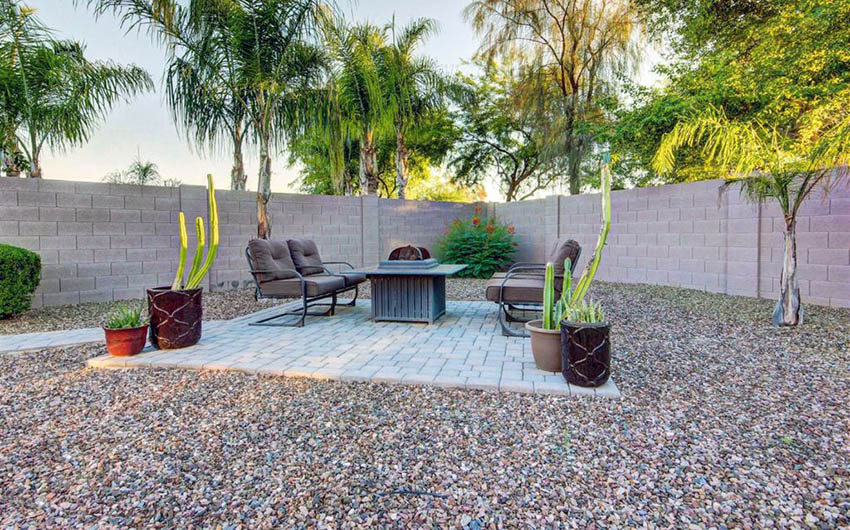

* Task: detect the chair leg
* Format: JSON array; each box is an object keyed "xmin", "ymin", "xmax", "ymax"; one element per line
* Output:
[
  {"xmin": 341, "ymin": 285, "xmax": 358, "ymax": 306},
  {"xmin": 498, "ymin": 301, "xmax": 529, "ymax": 337}
]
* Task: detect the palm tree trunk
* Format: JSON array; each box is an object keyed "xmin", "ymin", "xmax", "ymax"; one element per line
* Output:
[
  {"xmin": 773, "ymin": 216, "xmax": 802, "ymax": 326},
  {"xmin": 256, "ymin": 133, "xmax": 272, "ymax": 239},
  {"xmin": 231, "ymin": 125, "xmax": 247, "ymax": 191},
  {"xmin": 395, "ymin": 129, "xmax": 410, "ymax": 200},
  {"xmin": 360, "ymin": 130, "xmax": 378, "ymax": 196},
  {"xmin": 28, "ymin": 135, "xmax": 42, "ymax": 178}
]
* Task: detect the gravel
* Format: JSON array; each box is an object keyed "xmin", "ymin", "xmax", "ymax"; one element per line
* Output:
[
  {"xmin": 0, "ymin": 279, "xmax": 489, "ymax": 335},
  {"xmin": 1, "ymin": 282, "xmax": 848, "ymax": 527}
]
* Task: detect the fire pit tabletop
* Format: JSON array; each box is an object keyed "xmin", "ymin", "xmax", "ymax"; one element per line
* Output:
[{"xmin": 349, "ymin": 263, "xmax": 467, "ymax": 276}]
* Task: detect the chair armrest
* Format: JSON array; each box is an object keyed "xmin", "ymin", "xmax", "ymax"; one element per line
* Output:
[
  {"xmin": 248, "ymin": 268, "xmax": 304, "ymax": 284},
  {"xmin": 507, "ymin": 262, "xmax": 545, "ymax": 272},
  {"xmin": 322, "ymin": 261, "xmax": 355, "ymax": 270}
]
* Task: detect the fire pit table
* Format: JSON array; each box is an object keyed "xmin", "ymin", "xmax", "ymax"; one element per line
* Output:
[{"xmin": 350, "ymin": 259, "xmax": 467, "ymax": 323}]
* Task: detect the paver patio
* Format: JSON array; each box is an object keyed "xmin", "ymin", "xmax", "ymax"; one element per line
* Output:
[{"xmin": 87, "ymin": 300, "xmax": 620, "ymax": 398}]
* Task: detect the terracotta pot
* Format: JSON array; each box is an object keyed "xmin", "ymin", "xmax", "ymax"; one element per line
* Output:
[
  {"xmin": 525, "ymin": 319, "xmax": 562, "ymax": 372},
  {"xmin": 103, "ymin": 325, "xmax": 148, "ymax": 357},
  {"xmin": 147, "ymin": 287, "xmax": 203, "ymax": 350},
  {"xmin": 561, "ymin": 321, "xmax": 611, "ymax": 387}
]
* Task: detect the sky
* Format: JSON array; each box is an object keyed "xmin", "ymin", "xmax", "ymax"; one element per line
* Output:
[{"xmin": 28, "ymin": 1, "xmax": 661, "ymax": 196}]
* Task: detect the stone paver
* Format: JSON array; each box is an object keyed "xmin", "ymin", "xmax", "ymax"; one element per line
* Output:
[{"xmin": 83, "ymin": 300, "xmax": 620, "ymax": 398}]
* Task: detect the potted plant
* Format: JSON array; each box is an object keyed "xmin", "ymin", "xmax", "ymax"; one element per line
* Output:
[
  {"xmin": 525, "ymin": 157, "xmax": 612, "ymax": 382},
  {"xmin": 147, "ymin": 174, "xmax": 219, "ymax": 349},
  {"xmin": 103, "ymin": 304, "xmax": 148, "ymax": 356}
]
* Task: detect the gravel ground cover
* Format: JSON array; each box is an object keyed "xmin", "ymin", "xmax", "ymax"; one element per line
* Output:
[
  {"xmin": 0, "ymin": 279, "xmax": 489, "ymax": 335},
  {"xmin": 1, "ymin": 282, "xmax": 848, "ymax": 527}
]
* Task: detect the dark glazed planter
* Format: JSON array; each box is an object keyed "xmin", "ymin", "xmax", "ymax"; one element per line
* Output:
[
  {"xmin": 560, "ymin": 321, "xmax": 611, "ymax": 387},
  {"xmin": 147, "ymin": 287, "xmax": 203, "ymax": 349},
  {"xmin": 103, "ymin": 325, "xmax": 148, "ymax": 356}
]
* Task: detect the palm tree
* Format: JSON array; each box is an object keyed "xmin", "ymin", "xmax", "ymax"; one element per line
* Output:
[
  {"xmin": 322, "ymin": 17, "xmax": 387, "ymax": 196},
  {"xmin": 653, "ymin": 106, "xmax": 850, "ymax": 326},
  {"xmin": 165, "ymin": 21, "xmax": 250, "ymax": 191},
  {"xmin": 0, "ymin": 0, "xmax": 152, "ymax": 177},
  {"xmin": 380, "ymin": 17, "xmax": 446, "ymax": 199},
  {"xmin": 87, "ymin": 0, "xmax": 327, "ymax": 238}
]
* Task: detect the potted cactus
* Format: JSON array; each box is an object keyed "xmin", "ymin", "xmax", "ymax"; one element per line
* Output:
[
  {"xmin": 525, "ymin": 158, "xmax": 612, "ymax": 383},
  {"xmin": 103, "ymin": 303, "xmax": 148, "ymax": 357},
  {"xmin": 147, "ymin": 174, "xmax": 219, "ymax": 349}
]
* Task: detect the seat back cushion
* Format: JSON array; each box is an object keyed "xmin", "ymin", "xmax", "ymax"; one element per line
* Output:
[
  {"xmin": 548, "ymin": 239, "xmax": 582, "ymax": 273},
  {"xmin": 248, "ymin": 239, "xmax": 297, "ymax": 283},
  {"xmin": 287, "ymin": 239, "xmax": 325, "ymax": 275}
]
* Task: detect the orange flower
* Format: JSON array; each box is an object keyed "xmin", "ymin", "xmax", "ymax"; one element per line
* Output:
[
  {"xmin": 472, "ymin": 217, "xmax": 480, "ymax": 226},
  {"xmin": 486, "ymin": 224, "xmax": 495, "ymax": 233},
  {"xmin": 452, "ymin": 219, "xmax": 460, "ymax": 227},
  {"xmin": 507, "ymin": 225, "xmax": 515, "ymax": 234},
  {"xmin": 474, "ymin": 204, "xmax": 483, "ymax": 215}
]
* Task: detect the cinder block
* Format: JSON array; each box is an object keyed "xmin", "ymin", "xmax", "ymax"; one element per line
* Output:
[
  {"xmin": 39, "ymin": 236, "xmax": 76, "ymax": 250},
  {"xmin": 56, "ymin": 193, "xmax": 91, "ymax": 208},
  {"xmin": 92, "ymin": 222, "xmax": 125, "ymax": 235},
  {"xmin": 94, "ymin": 248, "xmax": 126, "ymax": 262},
  {"xmin": 92, "ymin": 194, "xmax": 124, "ymax": 208},
  {"xmin": 77, "ymin": 235, "xmax": 111, "ymax": 249},
  {"xmin": 1, "ymin": 236, "xmax": 39, "ymax": 250},
  {"xmin": 125, "ymin": 196, "xmax": 155, "ymax": 210},
  {"xmin": 113, "ymin": 287, "xmax": 144, "ymax": 300},
  {"xmin": 43, "ymin": 292, "xmax": 80, "ymax": 307},
  {"xmin": 61, "ymin": 277, "xmax": 95, "ymax": 292},
  {"xmin": 96, "ymin": 275, "xmax": 129, "ymax": 289},
  {"xmin": 112, "ymin": 261, "xmax": 142, "ymax": 275},
  {"xmin": 109, "ymin": 235, "xmax": 141, "ymax": 248},
  {"xmin": 17, "ymin": 191, "xmax": 56, "ymax": 207},
  {"xmin": 80, "ymin": 289, "xmax": 114, "ymax": 303},
  {"xmin": 76, "ymin": 209, "xmax": 110, "ymax": 222},
  {"xmin": 39, "ymin": 207, "xmax": 76, "ymax": 222},
  {"xmin": 808, "ymin": 248, "xmax": 849, "ymax": 265},
  {"xmin": 59, "ymin": 249, "xmax": 93, "ymax": 263},
  {"xmin": 0, "ymin": 220, "xmax": 18, "ymax": 235},
  {"xmin": 58, "ymin": 222, "xmax": 93, "ymax": 235},
  {"xmin": 19, "ymin": 221, "xmax": 56, "ymax": 236},
  {"xmin": 78, "ymin": 262, "xmax": 112, "ymax": 277},
  {"xmin": 35, "ymin": 278, "xmax": 61, "ymax": 293},
  {"xmin": 111, "ymin": 209, "xmax": 141, "ymax": 223}
]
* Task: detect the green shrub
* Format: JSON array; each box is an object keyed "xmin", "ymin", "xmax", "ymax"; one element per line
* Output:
[
  {"xmin": 437, "ymin": 206, "xmax": 516, "ymax": 278},
  {"xmin": 0, "ymin": 243, "xmax": 41, "ymax": 319}
]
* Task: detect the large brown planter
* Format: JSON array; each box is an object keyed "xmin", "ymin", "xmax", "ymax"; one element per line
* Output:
[
  {"xmin": 561, "ymin": 321, "xmax": 611, "ymax": 387},
  {"xmin": 103, "ymin": 325, "xmax": 148, "ymax": 356},
  {"xmin": 525, "ymin": 319, "xmax": 562, "ymax": 372},
  {"xmin": 147, "ymin": 287, "xmax": 203, "ymax": 349}
]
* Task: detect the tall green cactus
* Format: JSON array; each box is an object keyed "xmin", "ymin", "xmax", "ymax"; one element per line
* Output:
[
  {"xmin": 570, "ymin": 160, "xmax": 612, "ymax": 305},
  {"xmin": 170, "ymin": 174, "xmax": 219, "ymax": 290},
  {"xmin": 542, "ymin": 262, "xmax": 555, "ymax": 329},
  {"xmin": 170, "ymin": 212, "xmax": 188, "ymax": 290}
]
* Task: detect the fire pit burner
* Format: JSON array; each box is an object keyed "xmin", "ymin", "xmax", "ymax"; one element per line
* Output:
[{"xmin": 380, "ymin": 245, "xmax": 437, "ymax": 269}]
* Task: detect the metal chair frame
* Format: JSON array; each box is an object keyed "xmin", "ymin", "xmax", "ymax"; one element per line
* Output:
[
  {"xmin": 245, "ymin": 248, "xmax": 359, "ymax": 327},
  {"xmin": 495, "ymin": 249, "xmax": 582, "ymax": 337}
]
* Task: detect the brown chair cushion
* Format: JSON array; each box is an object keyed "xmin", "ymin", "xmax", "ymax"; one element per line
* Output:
[
  {"xmin": 288, "ymin": 239, "xmax": 325, "ymax": 275},
  {"xmin": 337, "ymin": 272, "xmax": 366, "ymax": 287},
  {"xmin": 248, "ymin": 239, "xmax": 297, "ymax": 282},
  {"xmin": 259, "ymin": 274, "xmax": 345, "ymax": 298},
  {"xmin": 485, "ymin": 277, "xmax": 547, "ymax": 303},
  {"xmin": 548, "ymin": 239, "xmax": 581, "ymax": 273}
]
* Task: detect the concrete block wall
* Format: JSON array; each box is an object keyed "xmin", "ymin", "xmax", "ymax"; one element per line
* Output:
[
  {"xmin": 1, "ymin": 176, "xmax": 847, "ymax": 309},
  {"xmin": 376, "ymin": 198, "xmax": 476, "ymax": 259},
  {"xmin": 492, "ymin": 198, "xmax": 547, "ymax": 262}
]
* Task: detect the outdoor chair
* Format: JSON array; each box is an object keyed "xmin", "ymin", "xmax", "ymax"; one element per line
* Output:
[
  {"xmin": 245, "ymin": 238, "xmax": 365, "ymax": 327},
  {"xmin": 485, "ymin": 239, "xmax": 582, "ymax": 337}
]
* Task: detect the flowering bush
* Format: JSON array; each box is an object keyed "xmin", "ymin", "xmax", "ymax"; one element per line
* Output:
[{"xmin": 436, "ymin": 205, "xmax": 516, "ymax": 278}]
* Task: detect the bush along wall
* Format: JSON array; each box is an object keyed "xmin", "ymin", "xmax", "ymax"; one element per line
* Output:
[
  {"xmin": 0, "ymin": 243, "xmax": 42, "ymax": 319},
  {"xmin": 437, "ymin": 205, "xmax": 517, "ymax": 278}
]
